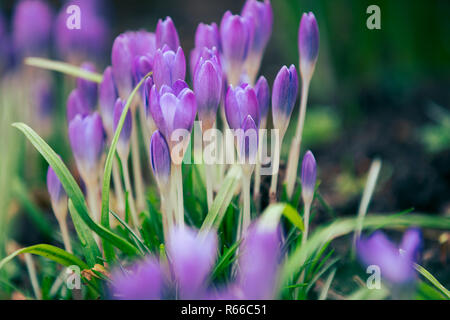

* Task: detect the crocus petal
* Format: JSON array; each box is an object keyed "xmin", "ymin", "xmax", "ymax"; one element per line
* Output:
[
  {"xmin": 152, "ymin": 46, "xmax": 186, "ymax": 90},
  {"xmin": 254, "ymin": 75, "xmax": 270, "ymax": 125},
  {"xmin": 150, "ymin": 130, "xmax": 171, "ymax": 190},
  {"xmin": 99, "ymin": 66, "xmax": 118, "ymax": 138},
  {"xmin": 242, "ymin": 0, "xmax": 273, "ymax": 55},
  {"xmin": 301, "ymin": 150, "xmax": 317, "ymax": 204},
  {"xmin": 238, "ymin": 115, "xmax": 258, "ymax": 164},
  {"xmin": 66, "ymin": 89, "xmax": 89, "ymax": 123},
  {"xmin": 111, "ymin": 34, "xmax": 133, "ymax": 99},
  {"xmin": 46, "ymin": 164, "xmax": 66, "ymax": 205},
  {"xmin": 156, "ymin": 17, "xmax": 180, "ymax": 51},
  {"xmin": 195, "ymin": 22, "xmax": 220, "ymax": 50},
  {"xmin": 77, "ymin": 62, "xmax": 98, "ymax": 111},
  {"xmin": 113, "ymin": 98, "xmax": 132, "ymax": 158},
  {"xmin": 298, "ymin": 12, "xmax": 319, "ymax": 78}
]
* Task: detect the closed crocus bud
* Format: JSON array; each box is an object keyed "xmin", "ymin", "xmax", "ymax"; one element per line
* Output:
[
  {"xmin": 357, "ymin": 228, "xmax": 422, "ymax": 287},
  {"xmin": 77, "ymin": 62, "xmax": 98, "ymax": 111},
  {"xmin": 225, "ymin": 84, "xmax": 259, "ymax": 131},
  {"xmin": 68, "ymin": 112, "xmax": 105, "ymax": 183},
  {"xmin": 238, "ymin": 115, "xmax": 259, "ymax": 166},
  {"xmin": 301, "ymin": 150, "xmax": 317, "ymax": 206},
  {"xmin": 271, "ymin": 64, "xmax": 298, "ymax": 137},
  {"xmin": 220, "ymin": 11, "xmax": 252, "ymax": 85},
  {"xmin": 193, "ymin": 52, "xmax": 222, "ymax": 131},
  {"xmin": 168, "ymin": 226, "xmax": 217, "ymax": 299},
  {"xmin": 150, "ymin": 130, "xmax": 171, "ymax": 191},
  {"xmin": 242, "ymin": 0, "xmax": 272, "ymax": 53},
  {"xmin": 46, "ymin": 164, "xmax": 67, "ymax": 215},
  {"xmin": 195, "ymin": 23, "xmax": 220, "ymax": 50},
  {"xmin": 298, "ymin": 12, "xmax": 319, "ymax": 80},
  {"xmin": 13, "ymin": 0, "xmax": 52, "ymax": 57},
  {"xmin": 254, "ymin": 75, "xmax": 270, "ymax": 127},
  {"xmin": 152, "ymin": 46, "xmax": 186, "ymax": 90},
  {"xmin": 99, "ymin": 66, "xmax": 118, "ymax": 138},
  {"xmin": 156, "ymin": 17, "xmax": 180, "ymax": 51},
  {"xmin": 113, "ymin": 98, "xmax": 132, "ymax": 160},
  {"xmin": 67, "ymin": 89, "xmax": 89, "ymax": 123}
]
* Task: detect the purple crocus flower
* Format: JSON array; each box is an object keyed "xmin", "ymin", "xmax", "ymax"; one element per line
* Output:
[
  {"xmin": 301, "ymin": 150, "xmax": 317, "ymax": 205},
  {"xmin": 271, "ymin": 64, "xmax": 299, "ymax": 137},
  {"xmin": 155, "ymin": 17, "xmax": 180, "ymax": 51},
  {"xmin": 66, "ymin": 89, "xmax": 89, "ymax": 123},
  {"xmin": 111, "ymin": 257, "xmax": 164, "ymax": 300},
  {"xmin": 357, "ymin": 228, "xmax": 422, "ymax": 285},
  {"xmin": 99, "ymin": 66, "xmax": 118, "ymax": 138},
  {"xmin": 68, "ymin": 112, "xmax": 105, "ymax": 183},
  {"xmin": 152, "ymin": 46, "xmax": 186, "ymax": 90},
  {"xmin": 193, "ymin": 49, "xmax": 223, "ymax": 131},
  {"xmin": 111, "ymin": 31, "xmax": 156, "ymax": 99},
  {"xmin": 147, "ymin": 82, "xmax": 197, "ymax": 157},
  {"xmin": 298, "ymin": 12, "xmax": 319, "ymax": 79},
  {"xmin": 150, "ymin": 130, "xmax": 171, "ymax": 191},
  {"xmin": 46, "ymin": 164, "xmax": 66, "ymax": 207},
  {"xmin": 224, "ymin": 84, "xmax": 259, "ymax": 131},
  {"xmin": 33, "ymin": 77, "xmax": 54, "ymax": 119},
  {"xmin": 254, "ymin": 75, "xmax": 270, "ymax": 127},
  {"xmin": 220, "ymin": 11, "xmax": 252, "ymax": 85},
  {"xmin": 77, "ymin": 62, "xmax": 98, "ymax": 111},
  {"xmin": 113, "ymin": 98, "xmax": 132, "ymax": 159},
  {"xmin": 13, "ymin": 0, "xmax": 53, "ymax": 57},
  {"xmin": 190, "ymin": 46, "xmax": 221, "ymax": 82},
  {"xmin": 238, "ymin": 115, "xmax": 259, "ymax": 165},
  {"xmin": 55, "ymin": 0, "xmax": 108, "ymax": 63},
  {"xmin": 194, "ymin": 23, "xmax": 220, "ymax": 51}
]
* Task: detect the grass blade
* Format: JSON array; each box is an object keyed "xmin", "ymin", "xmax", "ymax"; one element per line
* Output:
[{"xmin": 414, "ymin": 263, "xmax": 450, "ymax": 299}]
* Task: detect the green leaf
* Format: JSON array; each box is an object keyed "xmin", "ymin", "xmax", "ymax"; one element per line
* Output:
[
  {"xmin": 283, "ymin": 204, "xmax": 304, "ymax": 232},
  {"xmin": 68, "ymin": 200, "xmax": 102, "ymax": 267},
  {"xmin": 12, "ymin": 122, "xmax": 140, "ymax": 257},
  {"xmin": 24, "ymin": 57, "xmax": 103, "ymax": 83},
  {"xmin": 110, "ymin": 210, "xmax": 150, "ymax": 255},
  {"xmin": 0, "ymin": 244, "xmax": 89, "ymax": 270},
  {"xmin": 100, "ymin": 73, "xmax": 150, "ymax": 262},
  {"xmin": 210, "ymin": 241, "xmax": 241, "ymax": 281},
  {"xmin": 414, "ymin": 263, "xmax": 450, "ymax": 299},
  {"xmin": 201, "ymin": 165, "xmax": 242, "ymax": 232}
]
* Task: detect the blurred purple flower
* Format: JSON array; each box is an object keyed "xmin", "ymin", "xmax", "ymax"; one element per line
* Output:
[
  {"xmin": 99, "ymin": 66, "xmax": 118, "ymax": 138},
  {"xmin": 77, "ymin": 62, "xmax": 98, "ymax": 111},
  {"xmin": 254, "ymin": 75, "xmax": 270, "ymax": 126},
  {"xmin": 357, "ymin": 228, "xmax": 422, "ymax": 285},
  {"xmin": 301, "ymin": 150, "xmax": 317, "ymax": 205},
  {"xmin": 33, "ymin": 76, "xmax": 54, "ymax": 119},
  {"xmin": 152, "ymin": 46, "xmax": 186, "ymax": 90},
  {"xmin": 298, "ymin": 12, "xmax": 319, "ymax": 79},
  {"xmin": 68, "ymin": 112, "xmax": 105, "ymax": 182},
  {"xmin": 46, "ymin": 164, "xmax": 66, "ymax": 205},
  {"xmin": 150, "ymin": 130, "xmax": 171, "ymax": 190},
  {"xmin": 66, "ymin": 89, "xmax": 89, "ymax": 123},
  {"xmin": 113, "ymin": 98, "xmax": 132, "ymax": 159},
  {"xmin": 13, "ymin": 0, "xmax": 53, "ymax": 57},
  {"xmin": 155, "ymin": 17, "xmax": 180, "ymax": 51},
  {"xmin": 242, "ymin": 0, "xmax": 272, "ymax": 57}
]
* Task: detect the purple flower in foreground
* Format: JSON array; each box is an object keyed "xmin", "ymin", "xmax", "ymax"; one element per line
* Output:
[
  {"xmin": 152, "ymin": 46, "xmax": 186, "ymax": 90},
  {"xmin": 156, "ymin": 17, "xmax": 180, "ymax": 51},
  {"xmin": 77, "ymin": 62, "xmax": 98, "ymax": 111},
  {"xmin": 357, "ymin": 228, "xmax": 422, "ymax": 285},
  {"xmin": 13, "ymin": 0, "xmax": 53, "ymax": 57},
  {"xmin": 99, "ymin": 66, "xmax": 118, "ymax": 138},
  {"xmin": 254, "ymin": 75, "xmax": 270, "ymax": 127},
  {"xmin": 272, "ymin": 64, "xmax": 298, "ymax": 137},
  {"xmin": 301, "ymin": 150, "xmax": 317, "ymax": 205},
  {"xmin": 68, "ymin": 112, "xmax": 105, "ymax": 182},
  {"xmin": 113, "ymin": 98, "xmax": 132, "ymax": 159},
  {"xmin": 150, "ymin": 130, "xmax": 171, "ymax": 191},
  {"xmin": 298, "ymin": 12, "xmax": 319, "ymax": 79},
  {"xmin": 66, "ymin": 89, "xmax": 89, "ymax": 123}
]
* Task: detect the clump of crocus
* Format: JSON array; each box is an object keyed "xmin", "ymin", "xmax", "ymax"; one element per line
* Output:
[
  {"xmin": 225, "ymin": 84, "xmax": 259, "ymax": 233},
  {"xmin": 300, "ymin": 150, "xmax": 317, "ymax": 245},
  {"xmin": 241, "ymin": 0, "xmax": 273, "ymax": 85},
  {"xmin": 12, "ymin": 0, "xmax": 53, "ymax": 57},
  {"xmin": 285, "ymin": 12, "xmax": 320, "ymax": 198},
  {"xmin": 110, "ymin": 226, "xmax": 217, "ymax": 300},
  {"xmin": 152, "ymin": 46, "xmax": 186, "ymax": 90},
  {"xmin": 68, "ymin": 112, "xmax": 105, "ymax": 223},
  {"xmin": 357, "ymin": 228, "xmax": 422, "ymax": 298},
  {"xmin": 220, "ymin": 11, "xmax": 252, "ymax": 86},
  {"xmin": 155, "ymin": 17, "xmax": 180, "ymax": 51},
  {"xmin": 269, "ymin": 65, "xmax": 299, "ymax": 201},
  {"xmin": 47, "ymin": 164, "xmax": 71, "ymax": 253}
]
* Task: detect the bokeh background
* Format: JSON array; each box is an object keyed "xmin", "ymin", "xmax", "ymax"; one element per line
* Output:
[{"xmin": 0, "ymin": 0, "xmax": 449, "ymax": 296}]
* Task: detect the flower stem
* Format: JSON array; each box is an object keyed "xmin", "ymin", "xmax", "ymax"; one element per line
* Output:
[
  {"xmin": 269, "ymin": 134, "xmax": 282, "ymax": 203},
  {"xmin": 86, "ymin": 180, "xmax": 101, "ymax": 246},
  {"xmin": 121, "ymin": 158, "xmax": 139, "ymax": 229},
  {"xmin": 25, "ymin": 253, "xmax": 41, "ymax": 300},
  {"xmin": 242, "ymin": 173, "xmax": 251, "ymax": 233},
  {"xmin": 130, "ymin": 110, "xmax": 146, "ymax": 212},
  {"xmin": 57, "ymin": 215, "xmax": 72, "ymax": 254},
  {"xmin": 302, "ymin": 201, "xmax": 311, "ymax": 247},
  {"xmin": 112, "ymin": 157, "xmax": 125, "ymax": 218},
  {"xmin": 285, "ymin": 78, "xmax": 311, "ymax": 198},
  {"xmin": 253, "ymin": 129, "xmax": 264, "ymax": 208},
  {"xmin": 174, "ymin": 165, "xmax": 185, "ymax": 228},
  {"xmin": 205, "ymin": 163, "xmax": 214, "ymax": 210}
]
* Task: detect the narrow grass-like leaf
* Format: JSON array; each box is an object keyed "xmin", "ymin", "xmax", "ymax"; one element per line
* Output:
[
  {"xmin": 210, "ymin": 241, "xmax": 241, "ymax": 281},
  {"xmin": 318, "ymin": 268, "xmax": 336, "ymax": 300},
  {"xmin": 12, "ymin": 123, "xmax": 140, "ymax": 257},
  {"xmin": 110, "ymin": 210, "xmax": 150, "ymax": 255},
  {"xmin": 283, "ymin": 204, "xmax": 304, "ymax": 232},
  {"xmin": 68, "ymin": 200, "xmax": 101, "ymax": 267},
  {"xmin": 24, "ymin": 57, "xmax": 103, "ymax": 83},
  {"xmin": 100, "ymin": 74, "xmax": 150, "ymax": 262},
  {"xmin": 414, "ymin": 263, "xmax": 450, "ymax": 299}
]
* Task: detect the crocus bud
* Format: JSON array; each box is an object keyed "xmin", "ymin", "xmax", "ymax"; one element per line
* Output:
[
  {"xmin": 68, "ymin": 112, "xmax": 105, "ymax": 183},
  {"xmin": 242, "ymin": 0, "xmax": 272, "ymax": 54},
  {"xmin": 77, "ymin": 62, "xmax": 98, "ymax": 111},
  {"xmin": 99, "ymin": 66, "xmax": 118, "ymax": 138},
  {"xmin": 238, "ymin": 115, "xmax": 259, "ymax": 167},
  {"xmin": 220, "ymin": 11, "xmax": 252, "ymax": 85},
  {"xmin": 47, "ymin": 164, "xmax": 67, "ymax": 216},
  {"xmin": 150, "ymin": 130, "xmax": 171, "ymax": 191},
  {"xmin": 225, "ymin": 84, "xmax": 259, "ymax": 131},
  {"xmin": 194, "ymin": 23, "xmax": 220, "ymax": 50},
  {"xmin": 152, "ymin": 46, "xmax": 186, "ymax": 90},
  {"xmin": 67, "ymin": 89, "xmax": 89, "ymax": 123},
  {"xmin": 298, "ymin": 12, "xmax": 319, "ymax": 80},
  {"xmin": 271, "ymin": 64, "xmax": 298, "ymax": 138},
  {"xmin": 167, "ymin": 226, "xmax": 217, "ymax": 299},
  {"xmin": 301, "ymin": 150, "xmax": 317, "ymax": 206},
  {"xmin": 156, "ymin": 17, "xmax": 180, "ymax": 51},
  {"xmin": 193, "ymin": 52, "xmax": 222, "ymax": 131},
  {"xmin": 357, "ymin": 228, "xmax": 422, "ymax": 286},
  {"xmin": 13, "ymin": 0, "xmax": 52, "ymax": 57},
  {"xmin": 254, "ymin": 75, "xmax": 270, "ymax": 127},
  {"xmin": 190, "ymin": 46, "xmax": 221, "ymax": 82},
  {"xmin": 113, "ymin": 98, "xmax": 132, "ymax": 160}
]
